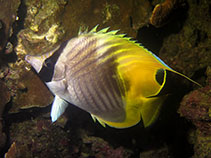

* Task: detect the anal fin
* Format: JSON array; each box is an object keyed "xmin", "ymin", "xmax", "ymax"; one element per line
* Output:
[{"xmin": 91, "ymin": 114, "xmax": 106, "ymax": 127}]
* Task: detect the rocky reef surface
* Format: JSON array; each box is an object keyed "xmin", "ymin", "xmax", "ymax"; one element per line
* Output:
[
  {"xmin": 179, "ymin": 67, "xmax": 211, "ymax": 158},
  {"xmin": 0, "ymin": 0, "xmax": 210, "ymax": 157}
]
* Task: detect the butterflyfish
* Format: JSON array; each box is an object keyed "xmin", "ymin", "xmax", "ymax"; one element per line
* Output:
[{"xmin": 25, "ymin": 25, "xmax": 200, "ymax": 128}]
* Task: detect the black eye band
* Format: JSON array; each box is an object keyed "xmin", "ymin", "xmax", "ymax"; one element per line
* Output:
[{"xmin": 38, "ymin": 40, "xmax": 69, "ymax": 82}]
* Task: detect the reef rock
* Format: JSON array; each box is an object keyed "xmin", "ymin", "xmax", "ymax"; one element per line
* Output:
[
  {"xmin": 0, "ymin": 0, "xmax": 20, "ymax": 53},
  {"xmin": 82, "ymin": 134, "xmax": 132, "ymax": 158},
  {"xmin": 159, "ymin": 0, "xmax": 211, "ymax": 77},
  {"xmin": 11, "ymin": 69, "xmax": 54, "ymax": 113},
  {"xmin": 0, "ymin": 80, "xmax": 11, "ymax": 150},
  {"xmin": 7, "ymin": 118, "xmax": 70, "ymax": 158},
  {"xmin": 16, "ymin": 0, "xmax": 67, "ymax": 56},
  {"xmin": 16, "ymin": 0, "xmax": 153, "ymax": 57},
  {"xmin": 150, "ymin": 0, "xmax": 186, "ymax": 27},
  {"xmin": 179, "ymin": 67, "xmax": 211, "ymax": 158}
]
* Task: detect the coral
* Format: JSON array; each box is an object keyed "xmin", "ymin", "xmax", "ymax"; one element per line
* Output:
[
  {"xmin": 139, "ymin": 146, "xmax": 170, "ymax": 158},
  {"xmin": 15, "ymin": 0, "xmax": 152, "ymax": 58},
  {"xmin": 8, "ymin": 118, "xmax": 71, "ymax": 158},
  {"xmin": 6, "ymin": 115, "xmax": 133, "ymax": 158},
  {"xmin": 4, "ymin": 142, "xmax": 18, "ymax": 158},
  {"xmin": 0, "ymin": 80, "xmax": 11, "ymax": 120},
  {"xmin": 0, "ymin": 80, "xmax": 11, "ymax": 150},
  {"xmin": 0, "ymin": 0, "xmax": 56, "ymax": 114},
  {"xmin": 179, "ymin": 66, "xmax": 211, "ymax": 158},
  {"xmin": 4, "ymin": 142, "xmax": 33, "ymax": 158},
  {"xmin": 10, "ymin": 69, "xmax": 53, "ymax": 113},
  {"xmin": 102, "ymin": 3, "xmax": 120, "ymax": 24},
  {"xmin": 127, "ymin": 0, "xmax": 152, "ymax": 30},
  {"xmin": 2, "ymin": 0, "xmax": 66, "ymax": 114},
  {"xmin": 194, "ymin": 131, "xmax": 211, "ymax": 158},
  {"xmin": 179, "ymin": 85, "xmax": 211, "ymax": 132},
  {"xmin": 0, "ymin": 61, "xmax": 53, "ymax": 113},
  {"xmin": 62, "ymin": 0, "xmax": 152, "ymax": 39},
  {"xmin": 150, "ymin": 0, "xmax": 184, "ymax": 27},
  {"xmin": 82, "ymin": 133, "xmax": 132, "ymax": 158},
  {"xmin": 159, "ymin": 0, "xmax": 211, "ymax": 77},
  {"xmin": 16, "ymin": 0, "xmax": 67, "ymax": 56},
  {"xmin": 0, "ymin": 0, "xmax": 20, "ymax": 52}
]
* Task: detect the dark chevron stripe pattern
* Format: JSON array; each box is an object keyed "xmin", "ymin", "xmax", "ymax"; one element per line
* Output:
[{"xmin": 56, "ymin": 34, "xmax": 126, "ymax": 122}]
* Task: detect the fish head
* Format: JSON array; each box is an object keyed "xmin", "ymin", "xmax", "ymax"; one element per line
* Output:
[
  {"xmin": 25, "ymin": 47, "xmax": 69, "ymax": 123},
  {"xmin": 25, "ymin": 45, "xmax": 61, "ymax": 82},
  {"xmin": 25, "ymin": 45, "xmax": 58, "ymax": 73}
]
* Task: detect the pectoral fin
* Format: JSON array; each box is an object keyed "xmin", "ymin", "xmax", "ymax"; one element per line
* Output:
[{"xmin": 51, "ymin": 95, "xmax": 69, "ymax": 122}]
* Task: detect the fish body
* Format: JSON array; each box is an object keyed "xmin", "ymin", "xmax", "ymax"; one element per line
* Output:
[{"xmin": 25, "ymin": 26, "xmax": 199, "ymax": 128}]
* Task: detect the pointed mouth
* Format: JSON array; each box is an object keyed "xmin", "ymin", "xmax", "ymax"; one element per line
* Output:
[
  {"xmin": 24, "ymin": 54, "xmax": 43, "ymax": 73},
  {"xmin": 25, "ymin": 55, "xmax": 31, "ymax": 63}
]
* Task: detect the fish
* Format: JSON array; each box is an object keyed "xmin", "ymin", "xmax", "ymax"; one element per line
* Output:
[{"xmin": 25, "ymin": 25, "xmax": 200, "ymax": 129}]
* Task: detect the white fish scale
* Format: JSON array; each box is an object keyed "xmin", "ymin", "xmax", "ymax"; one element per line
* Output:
[
  {"xmin": 65, "ymin": 60, "xmax": 126, "ymax": 122},
  {"xmin": 51, "ymin": 32, "xmax": 128, "ymax": 122},
  {"xmin": 83, "ymin": 76, "xmax": 105, "ymax": 112},
  {"xmin": 104, "ymin": 71, "xmax": 123, "ymax": 110},
  {"xmin": 64, "ymin": 38, "xmax": 98, "ymax": 79},
  {"xmin": 91, "ymin": 71, "xmax": 118, "ymax": 112},
  {"xmin": 65, "ymin": 71, "xmax": 102, "ymax": 114},
  {"xmin": 67, "ymin": 36, "xmax": 96, "ymax": 64},
  {"xmin": 62, "ymin": 36, "xmax": 88, "ymax": 59}
]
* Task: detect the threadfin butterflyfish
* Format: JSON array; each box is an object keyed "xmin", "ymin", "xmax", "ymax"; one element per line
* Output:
[{"xmin": 25, "ymin": 25, "xmax": 200, "ymax": 128}]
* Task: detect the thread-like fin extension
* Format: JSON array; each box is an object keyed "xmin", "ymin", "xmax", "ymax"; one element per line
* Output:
[
  {"xmin": 78, "ymin": 26, "xmax": 83, "ymax": 35},
  {"xmin": 51, "ymin": 95, "xmax": 69, "ymax": 122},
  {"xmin": 170, "ymin": 70, "xmax": 202, "ymax": 87}
]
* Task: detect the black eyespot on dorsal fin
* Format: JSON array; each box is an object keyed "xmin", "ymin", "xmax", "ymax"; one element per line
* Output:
[{"xmin": 155, "ymin": 68, "xmax": 165, "ymax": 86}]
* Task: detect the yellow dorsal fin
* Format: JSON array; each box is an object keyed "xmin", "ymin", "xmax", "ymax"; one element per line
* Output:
[
  {"xmin": 89, "ymin": 25, "xmax": 99, "ymax": 33},
  {"xmin": 116, "ymin": 34, "xmax": 126, "ymax": 38},
  {"xmin": 106, "ymin": 30, "xmax": 119, "ymax": 35},
  {"xmin": 78, "ymin": 26, "xmax": 89, "ymax": 35},
  {"xmin": 98, "ymin": 27, "xmax": 110, "ymax": 33}
]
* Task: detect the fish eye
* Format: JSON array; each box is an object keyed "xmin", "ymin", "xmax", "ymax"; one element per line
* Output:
[{"xmin": 44, "ymin": 59, "xmax": 53, "ymax": 68}]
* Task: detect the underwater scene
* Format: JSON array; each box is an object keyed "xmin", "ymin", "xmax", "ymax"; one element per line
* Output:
[{"xmin": 0, "ymin": 0, "xmax": 211, "ymax": 158}]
